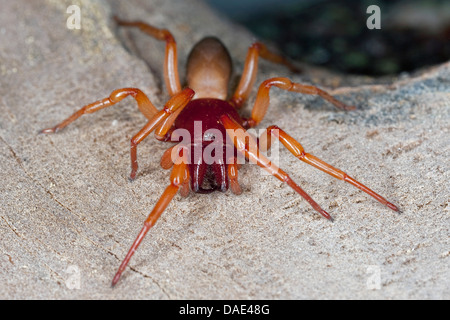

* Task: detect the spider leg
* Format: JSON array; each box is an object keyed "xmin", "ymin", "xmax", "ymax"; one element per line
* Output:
[
  {"xmin": 114, "ymin": 17, "xmax": 182, "ymax": 96},
  {"xmin": 112, "ymin": 147, "xmax": 189, "ymax": 286},
  {"xmin": 229, "ymin": 43, "xmax": 300, "ymax": 109},
  {"xmin": 40, "ymin": 88, "xmax": 159, "ymax": 134},
  {"xmin": 129, "ymin": 88, "xmax": 194, "ymax": 180},
  {"xmin": 160, "ymin": 145, "xmax": 190, "ymax": 197},
  {"xmin": 259, "ymin": 126, "xmax": 399, "ymax": 212},
  {"xmin": 153, "ymin": 107, "xmax": 184, "ymax": 141},
  {"xmin": 245, "ymin": 77, "xmax": 356, "ymax": 128},
  {"xmin": 160, "ymin": 145, "xmax": 177, "ymax": 170},
  {"xmin": 220, "ymin": 114, "xmax": 332, "ymax": 220},
  {"xmin": 227, "ymin": 158, "xmax": 242, "ymax": 195}
]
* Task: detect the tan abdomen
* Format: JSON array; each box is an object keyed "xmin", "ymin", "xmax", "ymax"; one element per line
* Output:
[{"xmin": 186, "ymin": 37, "xmax": 232, "ymax": 100}]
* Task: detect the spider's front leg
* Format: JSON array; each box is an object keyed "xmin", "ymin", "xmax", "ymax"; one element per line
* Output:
[
  {"xmin": 128, "ymin": 88, "xmax": 194, "ymax": 180},
  {"xmin": 40, "ymin": 88, "xmax": 159, "ymax": 134},
  {"xmin": 112, "ymin": 146, "xmax": 190, "ymax": 286},
  {"xmin": 41, "ymin": 87, "xmax": 194, "ymax": 180},
  {"xmin": 259, "ymin": 126, "xmax": 399, "ymax": 212},
  {"xmin": 220, "ymin": 115, "xmax": 333, "ymax": 221}
]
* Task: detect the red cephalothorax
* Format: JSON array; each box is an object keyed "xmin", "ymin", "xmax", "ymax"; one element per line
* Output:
[
  {"xmin": 40, "ymin": 17, "xmax": 399, "ymax": 286},
  {"xmin": 174, "ymin": 98, "xmax": 243, "ymax": 193}
]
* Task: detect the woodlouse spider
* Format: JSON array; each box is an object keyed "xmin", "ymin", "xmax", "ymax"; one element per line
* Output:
[{"xmin": 40, "ymin": 17, "xmax": 399, "ymax": 286}]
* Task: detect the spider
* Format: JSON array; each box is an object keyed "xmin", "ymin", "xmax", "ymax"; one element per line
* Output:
[{"xmin": 40, "ymin": 17, "xmax": 399, "ymax": 286}]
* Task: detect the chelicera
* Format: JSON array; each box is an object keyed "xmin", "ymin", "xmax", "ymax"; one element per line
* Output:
[{"xmin": 41, "ymin": 17, "xmax": 399, "ymax": 286}]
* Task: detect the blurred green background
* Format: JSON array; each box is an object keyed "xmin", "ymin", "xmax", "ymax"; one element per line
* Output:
[{"xmin": 206, "ymin": 0, "xmax": 450, "ymax": 76}]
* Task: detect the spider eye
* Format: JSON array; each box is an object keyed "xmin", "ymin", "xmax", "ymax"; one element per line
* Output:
[{"xmin": 203, "ymin": 132, "xmax": 215, "ymax": 141}]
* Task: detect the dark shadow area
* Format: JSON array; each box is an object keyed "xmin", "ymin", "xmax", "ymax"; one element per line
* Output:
[{"xmin": 206, "ymin": 0, "xmax": 450, "ymax": 76}]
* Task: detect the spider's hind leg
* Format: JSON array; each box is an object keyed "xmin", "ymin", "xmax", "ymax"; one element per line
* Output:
[
  {"xmin": 230, "ymin": 43, "xmax": 300, "ymax": 109},
  {"xmin": 114, "ymin": 17, "xmax": 182, "ymax": 97},
  {"xmin": 245, "ymin": 77, "xmax": 356, "ymax": 128}
]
